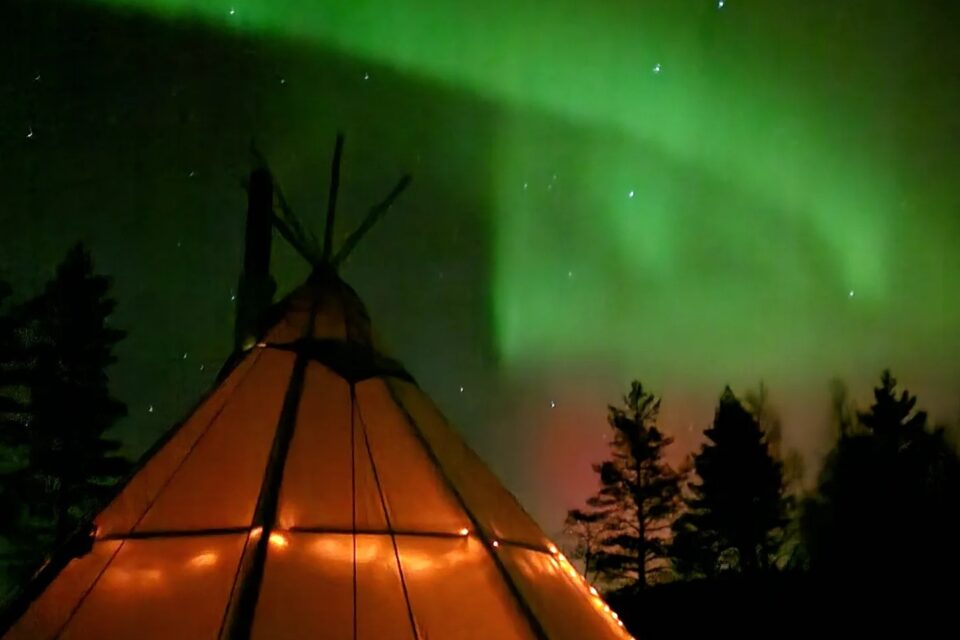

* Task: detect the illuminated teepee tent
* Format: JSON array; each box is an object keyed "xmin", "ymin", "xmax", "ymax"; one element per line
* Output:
[{"xmin": 1, "ymin": 138, "xmax": 633, "ymax": 640}]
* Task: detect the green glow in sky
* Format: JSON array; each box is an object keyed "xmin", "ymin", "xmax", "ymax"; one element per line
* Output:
[{"xmin": 82, "ymin": 0, "xmax": 960, "ymax": 391}]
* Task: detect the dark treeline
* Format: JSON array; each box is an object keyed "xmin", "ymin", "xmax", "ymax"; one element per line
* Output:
[
  {"xmin": 567, "ymin": 375, "xmax": 960, "ymax": 638},
  {"xmin": 0, "ymin": 244, "xmax": 129, "ymax": 596},
  {"xmin": 2, "ymin": 243, "xmax": 959, "ymax": 636}
]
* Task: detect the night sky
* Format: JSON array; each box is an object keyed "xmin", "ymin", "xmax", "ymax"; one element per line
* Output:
[{"xmin": 3, "ymin": 0, "xmax": 959, "ymax": 535}]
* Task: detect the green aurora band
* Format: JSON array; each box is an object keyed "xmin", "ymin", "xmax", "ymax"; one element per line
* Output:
[{"xmin": 78, "ymin": 0, "xmax": 959, "ymax": 400}]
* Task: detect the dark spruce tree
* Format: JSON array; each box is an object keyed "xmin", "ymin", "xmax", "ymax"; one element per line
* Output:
[
  {"xmin": 0, "ymin": 278, "xmax": 20, "ymax": 444},
  {"xmin": 563, "ymin": 507, "xmax": 604, "ymax": 583},
  {"xmin": 0, "ymin": 278, "xmax": 21, "ymax": 429},
  {"xmin": 802, "ymin": 371, "xmax": 960, "ymax": 588},
  {"xmin": 672, "ymin": 387, "xmax": 787, "ymax": 577},
  {"xmin": 1, "ymin": 245, "xmax": 128, "ymax": 561},
  {"xmin": 744, "ymin": 382, "xmax": 804, "ymax": 567},
  {"xmin": 566, "ymin": 381, "xmax": 681, "ymax": 591},
  {"xmin": 0, "ymin": 278, "xmax": 36, "ymax": 588}
]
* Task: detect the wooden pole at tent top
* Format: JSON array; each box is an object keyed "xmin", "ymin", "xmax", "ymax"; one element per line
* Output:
[{"xmin": 233, "ymin": 167, "xmax": 276, "ymax": 352}]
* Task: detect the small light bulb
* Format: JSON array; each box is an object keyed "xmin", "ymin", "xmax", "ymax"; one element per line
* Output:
[
  {"xmin": 458, "ymin": 528, "xmax": 469, "ymax": 536},
  {"xmin": 492, "ymin": 540, "xmax": 500, "ymax": 548}
]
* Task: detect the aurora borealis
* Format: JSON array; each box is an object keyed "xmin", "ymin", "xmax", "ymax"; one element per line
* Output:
[{"xmin": 2, "ymin": 0, "xmax": 959, "ymax": 534}]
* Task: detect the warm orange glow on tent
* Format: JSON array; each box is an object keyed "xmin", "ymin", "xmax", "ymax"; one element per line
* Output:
[
  {"xmin": 0, "ymin": 270, "xmax": 633, "ymax": 639},
  {"xmin": 189, "ymin": 553, "xmax": 218, "ymax": 569}
]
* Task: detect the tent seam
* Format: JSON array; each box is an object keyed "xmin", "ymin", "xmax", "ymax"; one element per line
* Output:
[
  {"xmin": 383, "ymin": 379, "xmax": 550, "ymax": 640},
  {"xmin": 355, "ymin": 391, "xmax": 421, "ymax": 640},
  {"xmin": 49, "ymin": 349, "xmax": 265, "ymax": 640}
]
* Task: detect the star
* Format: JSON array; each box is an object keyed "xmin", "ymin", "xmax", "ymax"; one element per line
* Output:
[
  {"xmin": 33, "ymin": 73, "xmax": 41, "ymax": 82},
  {"xmin": 280, "ymin": 78, "xmax": 287, "ymax": 85},
  {"xmin": 148, "ymin": 405, "xmax": 154, "ymax": 414},
  {"xmin": 628, "ymin": 190, "xmax": 635, "ymax": 198},
  {"xmin": 653, "ymin": 63, "xmax": 662, "ymax": 74},
  {"xmin": 228, "ymin": 7, "xmax": 236, "ymax": 16},
  {"xmin": 567, "ymin": 270, "xmax": 573, "ymax": 278},
  {"xmin": 848, "ymin": 290, "xmax": 855, "ymax": 298},
  {"xmin": 188, "ymin": 170, "xmax": 196, "ymax": 178},
  {"xmin": 182, "ymin": 352, "xmax": 188, "ymax": 360},
  {"xmin": 459, "ymin": 386, "xmax": 464, "ymax": 393},
  {"xmin": 363, "ymin": 72, "xmax": 370, "ymax": 81},
  {"xmin": 523, "ymin": 182, "xmax": 529, "ymax": 190},
  {"xmin": 26, "ymin": 126, "xmax": 34, "ymax": 139},
  {"xmin": 230, "ymin": 293, "xmax": 236, "ymax": 301},
  {"xmin": 550, "ymin": 400, "xmax": 557, "ymax": 409},
  {"xmin": 718, "ymin": 0, "xmax": 725, "ymax": 8}
]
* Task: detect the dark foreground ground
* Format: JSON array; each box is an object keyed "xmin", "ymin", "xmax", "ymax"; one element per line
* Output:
[{"xmin": 608, "ymin": 574, "xmax": 955, "ymax": 639}]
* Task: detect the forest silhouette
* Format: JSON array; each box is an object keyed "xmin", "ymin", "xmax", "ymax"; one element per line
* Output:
[{"xmin": 2, "ymin": 244, "xmax": 959, "ymax": 638}]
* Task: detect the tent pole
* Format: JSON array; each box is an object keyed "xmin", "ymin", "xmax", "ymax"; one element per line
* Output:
[
  {"xmin": 217, "ymin": 353, "xmax": 308, "ymax": 640},
  {"xmin": 234, "ymin": 167, "xmax": 276, "ymax": 352},
  {"xmin": 322, "ymin": 133, "xmax": 345, "ymax": 261}
]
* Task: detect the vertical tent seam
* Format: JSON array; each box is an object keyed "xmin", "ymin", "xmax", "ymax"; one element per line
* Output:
[
  {"xmin": 130, "ymin": 349, "xmax": 265, "ymax": 534},
  {"xmin": 50, "ymin": 349, "xmax": 264, "ymax": 640},
  {"xmin": 355, "ymin": 392, "xmax": 421, "ymax": 639},
  {"xmin": 349, "ymin": 384, "xmax": 358, "ymax": 640},
  {"xmin": 384, "ymin": 380, "xmax": 550, "ymax": 640}
]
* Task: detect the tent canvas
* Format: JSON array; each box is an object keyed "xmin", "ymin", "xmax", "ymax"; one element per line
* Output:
[{"xmin": 1, "ymin": 143, "xmax": 634, "ymax": 639}]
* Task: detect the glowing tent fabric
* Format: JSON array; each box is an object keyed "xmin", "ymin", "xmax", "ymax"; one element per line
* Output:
[{"xmin": 2, "ymin": 273, "xmax": 632, "ymax": 640}]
